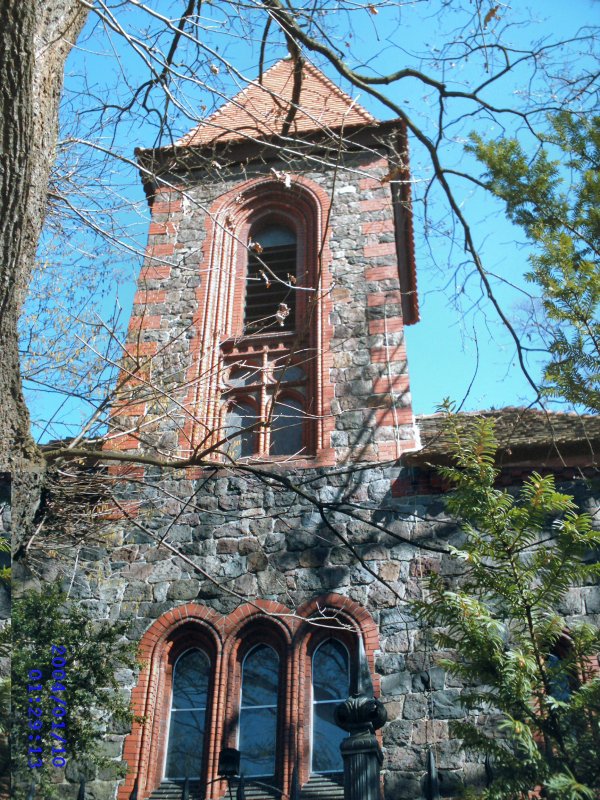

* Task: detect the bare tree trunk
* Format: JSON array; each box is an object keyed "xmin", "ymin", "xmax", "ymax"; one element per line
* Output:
[{"xmin": 0, "ymin": 0, "xmax": 88, "ymax": 471}]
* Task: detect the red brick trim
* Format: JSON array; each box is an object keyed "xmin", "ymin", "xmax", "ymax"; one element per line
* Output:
[{"xmin": 118, "ymin": 605, "xmax": 222, "ymax": 800}]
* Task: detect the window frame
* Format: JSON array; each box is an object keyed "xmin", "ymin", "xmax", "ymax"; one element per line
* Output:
[
  {"xmin": 309, "ymin": 639, "xmax": 351, "ymax": 776},
  {"xmin": 237, "ymin": 643, "xmax": 282, "ymax": 780},
  {"xmin": 163, "ymin": 647, "xmax": 212, "ymax": 781}
]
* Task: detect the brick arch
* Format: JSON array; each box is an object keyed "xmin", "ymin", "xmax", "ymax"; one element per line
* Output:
[
  {"xmin": 295, "ymin": 592, "xmax": 379, "ymax": 659},
  {"xmin": 182, "ymin": 173, "xmax": 336, "ymax": 466},
  {"xmin": 221, "ymin": 596, "xmax": 295, "ymax": 637},
  {"xmin": 291, "ymin": 593, "xmax": 382, "ymax": 786},
  {"xmin": 220, "ymin": 601, "xmax": 295, "ymax": 794},
  {"xmin": 118, "ymin": 604, "xmax": 222, "ymax": 800},
  {"xmin": 207, "ymin": 173, "xmax": 333, "ymax": 232},
  {"xmin": 118, "ymin": 595, "xmax": 383, "ymax": 799}
]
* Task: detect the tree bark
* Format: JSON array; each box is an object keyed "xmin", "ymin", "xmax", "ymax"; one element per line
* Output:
[{"xmin": 0, "ymin": 0, "xmax": 89, "ymax": 472}]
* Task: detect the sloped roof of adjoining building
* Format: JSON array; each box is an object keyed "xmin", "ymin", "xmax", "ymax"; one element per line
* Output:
[
  {"xmin": 409, "ymin": 408, "xmax": 600, "ymax": 467},
  {"xmin": 177, "ymin": 58, "xmax": 376, "ymax": 148}
]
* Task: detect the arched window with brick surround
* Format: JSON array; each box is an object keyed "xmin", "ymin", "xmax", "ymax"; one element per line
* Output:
[
  {"xmin": 223, "ymin": 210, "xmax": 309, "ymax": 459},
  {"xmin": 311, "ymin": 640, "xmax": 350, "ymax": 775},
  {"xmin": 117, "ymin": 597, "xmax": 379, "ymax": 800},
  {"xmin": 238, "ymin": 644, "xmax": 281, "ymax": 778},
  {"xmin": 187, "ymin": 176, "xmax": 336, "ymax": 465},
  {"xmin": 165, "ymin": 648, "xmax": 211, "ymax": 780}
]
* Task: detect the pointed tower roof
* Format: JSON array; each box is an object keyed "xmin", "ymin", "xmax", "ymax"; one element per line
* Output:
[{"xmin": 178, "ymin": 58, "xmax": 376, "ymax": 148}]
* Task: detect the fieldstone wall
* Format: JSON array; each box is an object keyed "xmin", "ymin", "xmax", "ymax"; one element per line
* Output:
[{"xmin": 22, "ymin": 464, "xmax": 600, "ymax": 800}]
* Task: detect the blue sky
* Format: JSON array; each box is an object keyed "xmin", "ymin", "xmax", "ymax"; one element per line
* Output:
[{"xmin": 25, "ymin": 0, "xmax": 598, "ymax": 441}]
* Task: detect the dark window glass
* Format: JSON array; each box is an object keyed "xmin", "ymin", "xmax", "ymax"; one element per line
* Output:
[
  {"xmin": 228, "ymin": 365, "xmax": 261, "ymax": 388},
  {"xmin": 312, "ymin": 641, "xmax": 349, "ymax": 774},
  {"xmin": 272, "ymin": 364, "xmax": 306, "ymax": 384},
  {"xmin": 245, "ymin": 224, "xmax": 297, "ymax": 333},
  {"xmin": 239, "ymin": 644, "xmax": 280, "ymax": 777},
  {"xmin": 547, "ymin": 653, "xmax": 572, "ymax": 701},
  {"xmin": 165, "ymin": 649, "xmax": 210, "ymax": 779},
  {"xmin": 269, "ymin": 398, "xmax": 304, "ymax": 456},
  {"xmin": 225, "ymin": 401, "xmax": 258, "ymax": 458}
]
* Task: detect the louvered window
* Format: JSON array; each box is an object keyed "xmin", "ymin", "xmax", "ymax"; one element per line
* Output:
[{"xmin": 245, "ymin": 224, "xmax": 297, "ymax": 334}]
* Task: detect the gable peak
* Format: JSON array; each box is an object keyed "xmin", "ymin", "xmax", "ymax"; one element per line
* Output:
[{"xmin": 178, "ymin": 58, "xmax": 376, "ymax": 148}]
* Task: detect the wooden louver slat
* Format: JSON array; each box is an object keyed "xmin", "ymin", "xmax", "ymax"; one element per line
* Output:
[{"xmin": 245, "ymin": 244, "xmax": 296, "ymax": 332}]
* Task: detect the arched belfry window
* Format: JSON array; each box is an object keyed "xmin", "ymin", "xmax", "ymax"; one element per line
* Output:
[
  {"xmin": 245, "ymin": 224, "xmax": 297, "ymax": 334},
  {"xmin": 192, "ymin": 176, "xmax": 333, "ymax": 464},
  {"xmin": 165, "ymin": 649, "xmax": 211, "ymax": 779},
  {"xmin": 216, "ymin": 192, "xmax": 320, "ymax": 461},
  {"xmin": 239, "ymin": 644, "xmax": 280, "ymax": 778},
  {"xmin": 311, "ymin": 640, "xmax": 350, "ymax": 774}
]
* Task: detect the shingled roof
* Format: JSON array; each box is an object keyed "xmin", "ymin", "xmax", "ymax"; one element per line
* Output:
[
  {"xmin": 408, "ymin": 408, "xmax": 600, "ymax": 466},
  {"xmin": 177, "ymin": 58, "xmax": 376, "ymax": 148}
]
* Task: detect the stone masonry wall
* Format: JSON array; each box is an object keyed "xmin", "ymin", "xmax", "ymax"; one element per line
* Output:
[{"xmin": 26, "ymin": 465, "xmax": 600, "ymax": 800}]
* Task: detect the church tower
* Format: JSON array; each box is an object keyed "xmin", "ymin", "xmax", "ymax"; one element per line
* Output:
[
  {"xmin": 112, "ymin": 59, "xmax": 426, "ymax": 800},
  {"xmin": 112, "ymin": 57, "xmax": 419, "ymax": 467},
  {"xmin": 78, "ymin": 56, "xmax": 600, "ymax": 800}
]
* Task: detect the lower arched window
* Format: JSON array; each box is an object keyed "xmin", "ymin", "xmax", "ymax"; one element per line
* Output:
[
  {"xmin": 239, "ymin": 644, "xmax": 280, "ymax": 778},
  {"xmin": 311, "ymin": 640, "xmax": 350, "ymax": 774},
  {"xmin": 165, "ymin": 649, "xmax": 211, "ymax": 779}
]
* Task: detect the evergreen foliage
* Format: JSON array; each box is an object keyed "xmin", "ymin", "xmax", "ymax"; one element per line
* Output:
[
  {"xmin": 469, "ymin": 113, "xmax": 600, "ymax": 412},
  {"xmin": 12, "ymin": 583, "xmax": 138, "ymax": 798},
  {"xmin": 414, "ymin": 405, "xmax": 600, "ymax": 798}
]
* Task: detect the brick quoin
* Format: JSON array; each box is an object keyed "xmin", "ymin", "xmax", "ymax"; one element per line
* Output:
[
  {"xmin": 361, "ymin": 219, "xmax": 396, "ymax": 236},
  {"xmin": 133, "ymin": 289, "xmax": 167, "ymax": 305},
  {"xmin": 372, "ymin": 374, "xmax": 410, "ymax": 394},
  {"xmin": 359, "ymin": 197, "xmax": 390, "ymax": 212},
  {"xmin": 363, "ymin": 241, "xmax": 398, "ymax": 259},
  {"xmin": 146, "ymin": 242, "xmax": 175, "ymax": 257},
  {"xmin": 368, "ymin": 317, "xmax": 404, "ymax": 335},
  {"xmin": 124, "ymin": 341, "xmax": 159, "ymax": 357},
  {"xmin": 148, "ymin": 221, "xmax": 177, "ymax": 235},
  {"xmin": 113, "ymin": 402, "xmax": 146, "ymax": 417},
  {"xmin": 370, "ymin": 346, "xmax": 407, "ymax": 362},
  {"xmin": 151, "ymin": 199, "xmax": 183, "ymax": 214},
  {"xmin": 128, "ymin": 315, "xmax": 162, "ymax": 332},
  {"xmin": 138, "ymin": 265, "xmax": 171, "ymax": 280},
  {"xmin": 371, "ymin": 407, "xmax": 413, "ymax": 426},
  {"xmin": 367, "ymin": 290, "xmax": 403, "ymax": 307}
]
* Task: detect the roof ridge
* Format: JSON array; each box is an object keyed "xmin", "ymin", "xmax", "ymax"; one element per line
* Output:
[
  {"xmin": 177, "ymin": 60, "xmax": 287, "ymax": 146},
  {"xmin": 299, "ymin": 59, "xmax": 374, "ymax": 122},
  {"xmin": 177, "ymin": 58, "xmax": 377, "ymax": 148}
]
